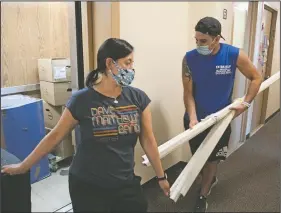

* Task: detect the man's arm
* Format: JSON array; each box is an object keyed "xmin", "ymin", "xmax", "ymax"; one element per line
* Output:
[
  {"xmin": 182, "ymin": 56, "xmax": 198, "ymax": 127},
  {"xmin": 236, "ymin": 49, "xmax": 263, "ymax": 103},
  {"xmin": 230, "ymin": 49, "xmax": 263, "ymax": 118}
]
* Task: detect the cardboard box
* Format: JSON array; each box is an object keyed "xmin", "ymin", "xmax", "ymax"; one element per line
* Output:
[
  {"xmin": 38, "ymin": 58, "xmax": 71, "ymax": 83},
  {"xmin": 54, "ymin": 134, "xmax": 74, "ymax": 160},
  {"xmin": 46, "ymin": 128, "xmax": 74, "ymax": 160},
  {"xmin": 40, "ymin": 81, "xmax": 72, "ymax": 106},
  {"xmin": 43, "ymin": 101, "xmax": 65, "ymax": 128}
]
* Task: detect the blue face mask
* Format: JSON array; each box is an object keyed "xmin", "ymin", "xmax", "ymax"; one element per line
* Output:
[
  {"xmin": 110, "ymin": 61, "xmax": 135, "ymax": 87},
  {"xmin": 196, "ymin": 45, "xmax": 213, "ymax": 55},
  {"xmin": 196, "ymin": 38, "xmax": 217, "ymax": 55}
]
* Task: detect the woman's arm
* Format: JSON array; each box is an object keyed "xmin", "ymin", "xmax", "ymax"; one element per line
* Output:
[
  {"xmin": 139, "ymin": 105, "xmax": 165, "ymax": 178},
  {"xmin": 2, "ymin": 108, "xmax": 78, "ymax": 174},
  {"xmin": 139, "ymin": 105, "xmax": 170, "ymax": 195}
]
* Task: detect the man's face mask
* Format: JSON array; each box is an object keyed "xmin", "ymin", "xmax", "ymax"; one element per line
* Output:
[
  {"xmin": 196, "ymin": 37, "xmax": 217, "ymax": 55},
  {"xmin": 110, "ymin": 61, "xmax": 135, "ymax": 87}
]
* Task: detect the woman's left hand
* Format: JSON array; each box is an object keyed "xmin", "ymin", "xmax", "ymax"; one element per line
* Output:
[{"xmin": 158, "ymin": 179, "xmax": 170, "ymax": 196}]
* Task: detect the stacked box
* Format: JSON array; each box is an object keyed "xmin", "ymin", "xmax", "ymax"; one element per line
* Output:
[
  {"xmin": 38, "ymin": 58, "xmax": 75, "ymax": 159},
  {"xmin": 38, "ymin": 58, "xmax": 72, "ymax": 106}
]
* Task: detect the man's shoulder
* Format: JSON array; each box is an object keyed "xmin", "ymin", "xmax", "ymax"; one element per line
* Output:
[
  {"xmin": 184, "ymin": 49, "xmax": 198, "ymax": 60},
  {"xmin": 221, "ymin": 43, "xmax": 240, "ymax": 51},
  {"xmin": 186, "ymin": 49, "xmax": 198, "ymax": 55},
  {"xmin": 220, "ymin": 43, "xmax": 240, "ymax": 60}
]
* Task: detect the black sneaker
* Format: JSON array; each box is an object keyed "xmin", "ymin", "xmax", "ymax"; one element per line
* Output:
[
  {"xmin": 198, "ymin": 176, "xmax": 218, "ymax": 197},
  {"xmin": 207, "ymin": 176, "xmax": 218, "ymax": 196},
  {"xmin": 193, "ymin": 195, "xmax": 208, "ymax": 212}
]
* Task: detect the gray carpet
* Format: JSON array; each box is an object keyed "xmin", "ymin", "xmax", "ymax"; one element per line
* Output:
[{"xmin": 143, "ymin": 113, "xmax": 280, "ymax": 212}]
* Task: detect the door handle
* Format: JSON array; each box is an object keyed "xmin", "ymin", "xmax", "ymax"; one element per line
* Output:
[{"xmin": 264, "ymin": 76, "xmax": 270, "ymax": 81}]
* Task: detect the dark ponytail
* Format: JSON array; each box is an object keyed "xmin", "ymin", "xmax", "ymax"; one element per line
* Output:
[
  {"xmin": 85, "ymin": 38, "xmax": 134, "ymax": 88},
  {"xmin": 85, "ymin": 68, "xmax": 100, "ymax": 88}
]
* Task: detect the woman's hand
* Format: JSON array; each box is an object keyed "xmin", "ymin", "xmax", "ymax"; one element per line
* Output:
[
  {"xmin": 1, "ymin": 163, "xmax": 28, "ymax": 175},
  {"xmin": 158, "ymin": 179, "xmax": 170, "ymax": 196}
]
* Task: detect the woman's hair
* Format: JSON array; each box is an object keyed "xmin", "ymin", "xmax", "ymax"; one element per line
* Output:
[{"xmin": 85, "ymin": 38, "xmax": 134, "ymax": 87}]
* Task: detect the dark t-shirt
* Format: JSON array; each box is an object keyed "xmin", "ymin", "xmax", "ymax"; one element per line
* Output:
[{"xmin": 66, "ymin": 86, "xmax": 151, "ymax": 188}]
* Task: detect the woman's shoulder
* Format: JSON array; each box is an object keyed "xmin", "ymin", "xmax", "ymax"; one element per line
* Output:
[
  {"xmin": 123, "ymin": 86, "xmax": 148, "ymax": 97},
  {"xmin": 71, "ymin": 87, "xmax": 94, "ymax": 100},
  {"xmin": 123, "ymin": 86, "xmax": 151, "ymax": 110}
]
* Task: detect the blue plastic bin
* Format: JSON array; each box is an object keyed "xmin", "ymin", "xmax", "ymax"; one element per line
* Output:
[{"xmin": 1, "ymin": 95, "xmax": 51, "ymax": 183}]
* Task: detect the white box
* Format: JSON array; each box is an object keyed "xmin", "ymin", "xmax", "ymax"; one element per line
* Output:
[{"xmin": 38, "ymin": 58, "xmax": 71, "ymax": 82}]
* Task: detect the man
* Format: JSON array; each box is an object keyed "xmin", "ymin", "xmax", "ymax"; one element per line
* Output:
[{"xmin": 182, "ymin": 17, "xmax": 262, "ymax": 212}]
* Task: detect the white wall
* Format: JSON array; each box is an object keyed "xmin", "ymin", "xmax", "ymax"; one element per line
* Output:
[
  {"xmin": 229, "ymin": 3, "xmax": 249, "ymax": 153},
  {"xmin": 265, "ymin": 2, "xmax": 280, "ymax": 119}
]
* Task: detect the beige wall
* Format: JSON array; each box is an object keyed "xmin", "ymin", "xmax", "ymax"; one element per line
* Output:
[
  {"xmin": 119, "ymin": 2, "xmax": 235, "ymax": 183},
  {"xmin": 185, "ymin": 2, "xmax": 234, "ymax": 49},
  {"xmin": 94, "ymin": 1, "xmax": 278, "ymax": 183},
  {"xmin": 120, "ymin": 2, "xmax": 189, "ymax": 183},
  {"xmin": 92, "ymin": 2, "xmax": 120, "ymax": 71},
  {"xmin": 214, "ymin": 2, "xmax": 234, "ymax": 44},
  {"xmin": 265, "ymin": 2, "xmax": 280, "ymax": 119},
  {"xmin": 92, "ymin": 2, "xmax": 112, "ymax": 69}
]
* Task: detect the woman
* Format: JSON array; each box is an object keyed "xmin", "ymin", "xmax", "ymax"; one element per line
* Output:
[{"xmin": 2, "ymin": 38, "xmax": 170, "ymax": 212}]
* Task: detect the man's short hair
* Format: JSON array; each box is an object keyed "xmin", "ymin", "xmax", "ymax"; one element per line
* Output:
[{"xmin": 195, "ymin": 17, "xmax": 225, "ymax": 40}]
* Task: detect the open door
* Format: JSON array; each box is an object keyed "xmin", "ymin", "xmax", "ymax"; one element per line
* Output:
[{"xmin": 250, "ymin": 4, "xmax": 278, "ymax": 134}]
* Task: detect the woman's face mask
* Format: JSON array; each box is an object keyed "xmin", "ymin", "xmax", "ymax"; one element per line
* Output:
[{"xmin": 110, "ymin": 61, "xmax": 135, "ymax": 87}]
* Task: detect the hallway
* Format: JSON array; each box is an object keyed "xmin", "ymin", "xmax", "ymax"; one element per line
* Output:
[
  {"xmin": 52, "ymin": 113, "xmax": 280, "ymax": 212},
  {"xmin": 144, "ymin": 113, "xmax": 280, "ymax": 212}
]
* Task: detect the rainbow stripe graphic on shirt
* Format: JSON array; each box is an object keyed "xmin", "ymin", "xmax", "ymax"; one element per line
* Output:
[{"xmin": 91, "ymin": 105, "xmax": 140, "ymax": 137}]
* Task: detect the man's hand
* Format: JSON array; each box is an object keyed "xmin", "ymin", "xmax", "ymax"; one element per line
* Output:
[
  {"xmin": 158, "ymin": 179, "xmax": 170, "ymax": 196},
  {"xmin": 230, "ymin": 103, "xmax": 248, "ymax": 118},
  {"xmin": 189, "ymin": 119, "xmax": 199, "ymax": 129}
]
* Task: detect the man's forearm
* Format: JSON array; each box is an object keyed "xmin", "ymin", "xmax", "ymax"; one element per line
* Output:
[
  {"xmin": 244, "ymin": 78, "xmax": 262, "ymax": 103},
  {"xmin": 184, "ymin": 93, "xmax": 197, "ymax": 120}
]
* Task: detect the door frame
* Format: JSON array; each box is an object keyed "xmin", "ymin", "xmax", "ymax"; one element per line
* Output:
[
  {"xmin": 242, "ymin": 2, "xmax": 279, "ymax": 138},
  {"xmin": 239, "ymin": 1, "xmax": 259, "ymax": 142},
  {"xmin": 259, "ymin": 4, "xmax": 278, "ymax": 124},
  {"xmin": 68, "ymin": 2, "xmax": 120, "ymax": 148}
]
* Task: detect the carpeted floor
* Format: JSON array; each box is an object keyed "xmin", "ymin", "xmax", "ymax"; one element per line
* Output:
[{"xmin": 143, "ymin": 113, "xmax": 280, "ymax": 212}]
